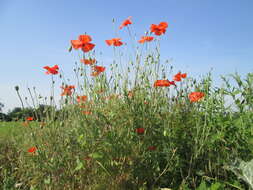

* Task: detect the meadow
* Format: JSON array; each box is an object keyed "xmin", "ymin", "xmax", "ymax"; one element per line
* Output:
[{"xmin": 0, "ymin": 18, "xmax": 253, "ymax": 190}]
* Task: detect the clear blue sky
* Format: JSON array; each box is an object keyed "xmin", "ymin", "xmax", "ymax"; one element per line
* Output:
[{"xmin": 0, "ymin": 0, "xmax": 253, "ymax": 112}]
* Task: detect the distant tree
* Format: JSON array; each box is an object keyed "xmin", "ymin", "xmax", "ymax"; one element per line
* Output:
[{"xmin": 0, "ymin": 102, "xmax": 4, "ymax": 112}]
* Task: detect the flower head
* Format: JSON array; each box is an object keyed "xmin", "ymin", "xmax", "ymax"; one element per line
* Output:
[
  {"xmin": 26, "ymin": 117, "xmax": 34, "ymax": 121},
  {"xmin": 154, "ymin": 80, "xmax": 176, "ymax": 87},
  {"xmin": 173, "ymin": 72, "xmax": 187, "ymax": 82},
  {"xmin": 80, "ymin": 58, "xmax": 96, "ymax": 65},
  {"xmin": 136, "ymin": 127, "xmax": 145, "ymax": 135},
  {"xmin": 105, "ymin": 38, "xmax": 123, "ymax": 47},
  {"xmin": 77, "ymin": 95, "xmax": 87, "ymax": 103},
  {"xmin": 28, "ymin": 146, "xmax": 37, "ymax": 154},
  {"xmin": 119, "ymin": 16, "xmax": 132, "ymax": 29},
  {"xmin": 188, "ymin": 92, "xmax": 205, "ymax": 103},
  {"xmin": 61, "ymin": 85, "xmax": 75, "ymax": 96},
  {"xmin": 91, "ymin": 66, "xmax": 106, "ymax": 76},
  {"xmin": 71, "ymin": 34, "xmax": 95, "ymax": 53},
  {"xmin": 150, "ymin": 22, "xmax": 168, "ymax": 36},
  {"xmin": 138, "ymin": 36, "xmax": 154, "ymax": 44},
  {"xmin": 43, "ymin": 65, "xmax": 59, "ymax": 75}
]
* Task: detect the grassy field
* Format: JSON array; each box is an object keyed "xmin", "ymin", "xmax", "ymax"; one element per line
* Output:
[{"xmin": 1, "ymin": 19, "xmax": 253, "ymax": 190}]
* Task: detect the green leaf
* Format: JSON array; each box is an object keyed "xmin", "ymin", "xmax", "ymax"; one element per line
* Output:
[
  {"xmin": 75, "ymin": 161, "xmax": 83, "ymax": 171},
  {"xmin": 196, "ymin": 180, "xmax": 207, "ymax": 190},
  {"xmin": 210, "ymin": 182, "xmax": 221, "ymax": 190}
]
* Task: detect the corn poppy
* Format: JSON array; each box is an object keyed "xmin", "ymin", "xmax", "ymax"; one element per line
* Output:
[
  {"xmin": 80, "ymin": 58, "xmax": 96, "ymax": 65},
  {"xmin": 138, "ymin": 36, "xmax": 154, "ymax": 44},
  {"xmin": 78, "ymin": 35, "xmax": 92, "ymax": 43},
  {"xmin": 173, "ymin": 72, "xmax": 187, "ymax": 82},
  {"xmin": 26, "ymin": 117, "xmax": 34, "ymax": 121},
  {"xmin": 81, "ymin": 43, "xmax": 95, "ymax": 53},
  {"xmin": 188, "ymin": 92, "xmax": 205, "ymax": 103},
  {"xmin": 77, "ymin": 95, "xmax": 87, "ymax": 103},
  {"xmin": 105, "ymin": 38, "xmax": 123, "ymax": 47},
  {"xmin": 154, "ymin": 80, "xmax": 176, "ymax": 87},
  {"xmin": 28, "ymin": 146, "xmax": 37, "ymax": 154},
  {"xmin": 61, "ymin": 85, "xmax": 75, "ymax": 96},
  {"xmin": 136, "ymin": 127, "xmax": 145, "ymax": 135},
  {"xmin": 91, "ymin": 66, "xmax": 105, "ymax": 76},
  {"xmin": 71, "ymin": 34, "xmax": 95, "ymax": 53},
  {"xmin": 119, "ymin": 16, "xmax": 132, "ymax": 29},
  {"xmin": 150, "ymin": 22, "xmax": 168, "ymax": 36},
  {"xmin": 43, "ymin": 65, "xmax": 59, "ymax": 75}
]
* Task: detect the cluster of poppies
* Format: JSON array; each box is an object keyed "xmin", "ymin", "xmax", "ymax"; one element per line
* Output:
[{"xmin": 33, "ymin": 17, "xmax": 206, "ymax": 155}]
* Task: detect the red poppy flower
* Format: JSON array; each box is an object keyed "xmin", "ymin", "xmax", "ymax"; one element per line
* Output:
[
  {"xmin": 188, "ymin": 92, "xmax": 205, "ymax": 103},
  {"xmin": 91, "ymin": 66, "xmax": 105, "ymax": 76},
  {"xmin": 119, "ymin": 16, "xmax": 132, "ymax": 29},
  {"xmin": 78, "ymin": 35, "xmax": 92, "ymax": 43},
  {"xmin": 80, "ymin": 58, "xmax": 96, "ymax": 65},
  {"xmin": 26, "ymin": 117, "xmax": 34, "ymax": 121},
  {"xmin": 147, "ymin": 146, "xmax": 157, "ymax": 151},
  {"xmin": 28, "ymin": 146, "xmax": 37, "ymax": 154},
  {"xmin": 150, "ymin": 22, "xmax": 168, "ymax": 36},
  {"xmin": 81, "ymin": 43, "xmax": 95, "ymax": 53},
  {"xmin": 154, "ymin": 80, "xmax": 176, "ymax": 87},
  {"xmin": 43, "ymin": 65, "xmax": 59, "ymax": 75},
  {"xmin": 173, "ymin": 72, "xmax": 187, "ymax": 82},
  {"xmin": 71, "ymin": 34, "xmax": 95, "ymax": 53},
  {"xmin": 77, "ymin": 95, "xmax": 87, "ymax": 103},
  {"xmin": 136, "ymin": 127, "xmax": 145, "ymax": 135},
  {"xmin": 105, "ymin": 38, "xmax": 123, "ymax": 47},
  {"xmin": 138, "ymin": 36, "xmax": 154, "ymax": 44},
  {"xmin": 61, "ymin": 85, "xmax": 75, "ymax": 96}
]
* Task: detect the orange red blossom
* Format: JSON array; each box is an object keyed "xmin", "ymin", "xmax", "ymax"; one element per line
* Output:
[
  {"xmin": 43, "ymin": 65, "xmax": 59, "ymax": 75},
  {"xmin": 154, "ymin": 80, "xmax": 176, "ymax": 87},
  {"xmin": 188, "ymin": 92, "xmax": 205, "ymax": 103},
  {"xmin": 105, "ymin": 38, "xmax": 123, "ymax": 47},
  {"xmin": 119, "ymin": 16, "xmax": 132, "ymax": 29},
  {"xmin": 91, "ymin": 66, "xmax": 106, "ymax": 76},
  {"xmin": 71, "ymin": 34, "xmax": 95, "ymax": 53},
  {"xmin": 138, "ymin": 36, "xmax": 154, "ymax": 44},
  {"xmin": 150, "ymin": 22, "xmax": 168, "ymax": 36},
  {"xmin": 173, "ymin": 72, "xmax": 187, "ymax": 82},
  {"xmin": 61, "ymin": 85, "xmax": 75, "ymax": 96}
]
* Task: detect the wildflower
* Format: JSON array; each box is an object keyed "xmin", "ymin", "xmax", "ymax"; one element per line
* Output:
[
  {"xmin": 28, "ymin": 146, "xmax": 37, "ymax": 154},
  {"xmin": 80, "ymin": 58, "xmax": 96, "ymax": 65},
  {"xmin": 136, "ymin": 127, "xmax": 145, "ymax": 135},
  {"xmin": 138, "ymin": 36, "xmax": 154, "ymax": 44},
  {"xmin": 188, "ymin": 92, "xmax": 205, "ymax": 103},
  {"xmin": 119, "ymin": 16, "xmax": 132, "ymax": 29},
  {"xmin": 154, "ymin": 80, "xmax": 176, "ymax": 87},
  {"xmin": 81, "ymin": 43, "xmax": 95, "ymax": 53},
  {"xmin": 61, "ymin": 85, "xmax": 75, "ymax": 96},
  {"xmin": 150, "ymin": 22, "xmax": 168, "ymax": 36},
  {"xmin": 26, "ymin": 117, "xmax": 34, "ymax": 121},
  {"xmin": 173, "ymin": 72, "xmax": 187, "ymax": 82},
  {"xmin": 91, "ymin": 66, "xmax": 106, "ymax": 76},
  {"xmin": 77, "ymin": 95, "xmax": 87, "ymax": 103},
  {"xmin": 78, "ymin": 35, "xmax": 92, "ymax": 43},
  {"xmin": 147, "ymin": 146, "xmax": 157, "ymax": 151},
  {"xmin": 43, "ymin": 65, "xmax": 59, "ymax": 75},
  {"xmin": 105, "ymin": 38, "xmax": 123, "ymax": 47},
  {"xmin": 71, "ymin": 34, "xmax": 95, "ymax": 53}
]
